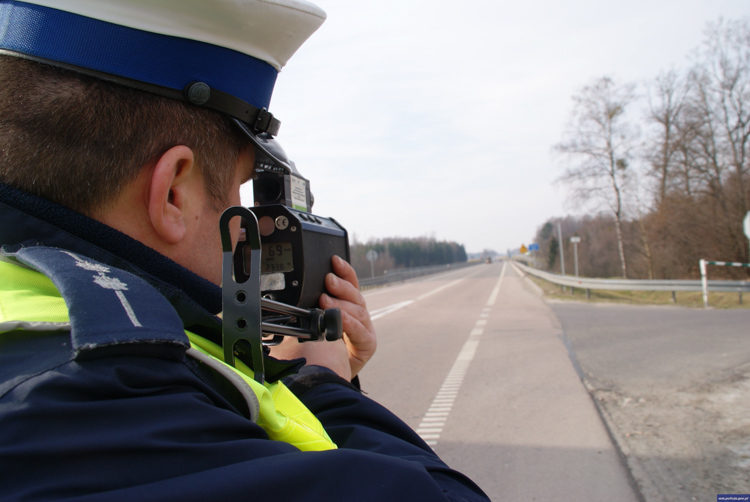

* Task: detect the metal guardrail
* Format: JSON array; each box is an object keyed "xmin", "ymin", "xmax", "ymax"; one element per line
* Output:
[
  {"xmin": 359, "ymin": 261, "xmax": 480, "ymax": 290},
  {"xmin": 513, "ymin": 261, "xmax": 750, "ymax": 293}
]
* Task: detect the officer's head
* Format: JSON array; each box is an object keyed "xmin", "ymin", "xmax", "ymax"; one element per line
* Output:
[
  {"xmin": 0, "ymin": 0, "xmax": 325, "ymax": 211},
  {"xmin": 0, "ymin": 0, "xmax": 325, "ymax": 283}
]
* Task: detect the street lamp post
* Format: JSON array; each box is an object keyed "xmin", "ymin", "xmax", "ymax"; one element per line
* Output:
[
  {"xmin": 366, "ymin": 249, "xmax": 378, "ymax": 279},
  {"xmin": 570, "ymin": 236, "xmax": 581, "ymax": 277},
  {"xmin": 557, "ymin": 223, "xmax": 565, "ymax": 276}
]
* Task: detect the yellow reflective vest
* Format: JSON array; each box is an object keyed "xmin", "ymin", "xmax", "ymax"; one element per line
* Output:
[{"xmin": 0, "ymin": 255, "xmax": 335, "ymax": 452}]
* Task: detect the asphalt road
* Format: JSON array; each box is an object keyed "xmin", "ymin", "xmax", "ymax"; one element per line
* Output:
[
  {"xmin": 547, "ymin": 297, "xmax": 750, "ymax": 501},
  {"xmin": 360, "ymin": 261, "xmax": 640, "ymax": 502},
  {"xmin": 548, "ymin": 301, "xmax": 750, "ymax": 395}
]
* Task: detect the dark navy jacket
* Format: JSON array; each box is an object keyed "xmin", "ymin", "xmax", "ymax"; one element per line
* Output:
[{"xmin": 0, "ymin": 184, "xmax": 489, "ymax": 501}]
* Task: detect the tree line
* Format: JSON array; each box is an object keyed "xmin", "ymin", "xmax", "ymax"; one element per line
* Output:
[
  {"xmin": 350, "ymin": 236, "xmax": 467, "ymax": 280},
  {"xmin": 539, "ymin": 18, "xmax": 750, "ymax": 280}
]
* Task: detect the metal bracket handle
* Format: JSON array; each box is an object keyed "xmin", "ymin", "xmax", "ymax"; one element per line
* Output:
[{"xmin": 220, "ymin": 206, "xmax": 264, "ymax": 383}]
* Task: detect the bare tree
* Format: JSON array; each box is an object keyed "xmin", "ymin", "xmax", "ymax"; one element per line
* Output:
[
  {"xmin": 645, "ymin": 69, "xmax": 691, "ymax": 202},
  {"xmin": 686, "ymin": 18, "xmax": 750, "ymax": 260},
  {"xmin": 555, "ymin": 76, "xmax": 639, "ymax": 278}
]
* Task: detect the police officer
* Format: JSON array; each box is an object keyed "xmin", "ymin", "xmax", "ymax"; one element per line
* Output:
[{"xmin": 0, "ymin": 1, "xmax": 489, "ymax": 500}]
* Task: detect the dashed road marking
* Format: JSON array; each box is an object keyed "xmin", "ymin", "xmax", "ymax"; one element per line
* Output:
[{"xmin": 416, "ymin": 262, "xmax": 507, "ymax": 447}]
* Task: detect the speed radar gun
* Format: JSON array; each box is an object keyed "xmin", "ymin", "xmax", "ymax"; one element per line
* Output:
[{"xmin": 220, "ymin": 128, "xmax": 350, "ymax": 383}]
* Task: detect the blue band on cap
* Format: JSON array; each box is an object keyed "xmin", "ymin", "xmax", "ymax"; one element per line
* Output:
[{"xmin": 0, "ymin": 1, "xmax": 278, "ymax": 110}]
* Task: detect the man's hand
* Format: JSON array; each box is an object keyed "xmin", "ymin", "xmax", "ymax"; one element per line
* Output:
[
  {"xmin": 268, "ymin": 256, "xmax": 376, "ymax": 381},
  {"xmin": 319, "ymin": 255, "xmax": 376, "ymax": 378}
]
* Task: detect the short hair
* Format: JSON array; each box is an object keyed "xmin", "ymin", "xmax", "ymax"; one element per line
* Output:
[{"xmin": 0, "ymin": 55, "xmax": 251, "ymax": 214}]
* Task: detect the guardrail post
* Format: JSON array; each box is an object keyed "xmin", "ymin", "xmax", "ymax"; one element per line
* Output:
[
  {"xmin": 671, "ymin": 291, "xmax": 676, "ymax": 303},
  {"xmin": 700, "ymin": 259, "xmax": 709, "ymax": 308}
]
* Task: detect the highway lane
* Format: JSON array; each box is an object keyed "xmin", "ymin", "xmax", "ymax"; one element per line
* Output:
[
  {"xmin": 360, "ymin": 261, "xmax": 640, "ymax": 502},
  {"xmin": 548, "ymin": 301, "xmax": 750, "ymax": 394}
]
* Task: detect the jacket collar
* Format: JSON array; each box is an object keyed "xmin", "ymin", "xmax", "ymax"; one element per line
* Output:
[{"xmin": 0, "ymin": 183, "xmax": 223, "ymax": 341}]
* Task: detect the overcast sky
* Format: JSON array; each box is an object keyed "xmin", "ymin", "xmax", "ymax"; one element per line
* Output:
[{"xmin": 240, "ymin": 0, "xmax": 750, "ymax": 254}]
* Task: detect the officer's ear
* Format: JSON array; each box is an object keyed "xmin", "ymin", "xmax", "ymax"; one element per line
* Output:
[{"xmin": 147, "ymin": 145, "xmax": 196, "ymax": 245}]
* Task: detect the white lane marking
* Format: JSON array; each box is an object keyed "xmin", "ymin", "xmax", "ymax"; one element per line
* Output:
[
  {"xmin": 416, "ymin": 277, "xmax": 466, "ymax": 301},
  {"xmin": 370, "ymin": 300, "xmax": 414, "ymax": 320},
  {"xmin": 416, "ymin": 263, "xmax": 507, "ymax": 447},
  {"xmin": 363, "ymin": 265, "xmax": 481, "ymax": 298},
  {"xmin": 487, "ymin": 261, "xmax": 507, "ymax": 307},
  {"xmin": 368, "ymin": 267, "xmax": 486, "ymax": 321}
]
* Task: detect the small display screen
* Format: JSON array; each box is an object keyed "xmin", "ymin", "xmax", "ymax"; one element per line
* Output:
[{"xmin": 261, "ymin": 242, "xmax": 294, "ymax": 274}]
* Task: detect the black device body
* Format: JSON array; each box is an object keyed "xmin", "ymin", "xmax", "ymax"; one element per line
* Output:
[
  {"xmin": 222, "ymin": 207, "xmax": 343, "ymax": 383},
  {"xmin": 245, "ymin": 204, "xmax": 349, "ymax": 308},
  {"xmin": 220, "ymin": 126, "xmax": 348, "ymax": 380},
  {"xmin": 234, "ymin": 150, "xmax": 350, "ymax": 309}
]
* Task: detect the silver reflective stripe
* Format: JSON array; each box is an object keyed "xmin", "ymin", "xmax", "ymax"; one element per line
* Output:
[
  {"xmin": 185, "ymin": 347, "xmax": 260, "ymax": 423},
  {"xmin": 0, "ymin": 320, "xmax": 71, "ymax": 332}
]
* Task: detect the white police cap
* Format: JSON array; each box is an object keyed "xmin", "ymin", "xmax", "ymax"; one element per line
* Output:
[{"xmin": 0, "ymin": 0, "xmax": 326, "ymax": 141}]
